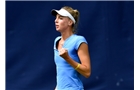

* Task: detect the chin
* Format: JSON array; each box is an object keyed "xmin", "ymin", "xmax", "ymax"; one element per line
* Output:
[{"xmin": 56, "ymin": 29, "xmax": 61, "ymax": 32}]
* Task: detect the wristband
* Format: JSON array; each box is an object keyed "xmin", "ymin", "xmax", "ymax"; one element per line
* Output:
[{"xmin": 75, "ymin": 63, "xmax": 80, "ymax": 70}]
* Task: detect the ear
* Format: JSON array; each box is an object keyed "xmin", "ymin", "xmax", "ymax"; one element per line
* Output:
[{"xmin": 68, "ymin": 20, "xmax": 73, "ymax": 26}]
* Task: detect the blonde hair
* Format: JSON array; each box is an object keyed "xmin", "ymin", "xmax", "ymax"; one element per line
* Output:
[{"xmin": 61, "ymin": 6, "xmax": 80, "ymax": 33}]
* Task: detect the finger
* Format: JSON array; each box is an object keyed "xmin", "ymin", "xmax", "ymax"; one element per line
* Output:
[
  {"xmin": 61, "ymin": 48, "xmax": 68, "ymax": 51},
  {"xmin": 59, "ymin": 48, "xmax": 63, "ymax": 52},
  {"xmin": 64, "ymin": 48, "xmax": 68, "ymax": 50},
  {"xmin": 59, "ymin": 51, "xmax": 62, "ymax": 55}
]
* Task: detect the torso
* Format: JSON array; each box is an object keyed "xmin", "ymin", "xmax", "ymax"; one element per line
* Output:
[{"xmin": 54, "ymin": 34, "xmax": 87, "ymax": 90}]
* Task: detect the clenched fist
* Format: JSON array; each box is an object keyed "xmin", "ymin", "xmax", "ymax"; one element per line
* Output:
[{"xmin": 59, "ymin": 48, "xmax": 70, "ymax": 59}]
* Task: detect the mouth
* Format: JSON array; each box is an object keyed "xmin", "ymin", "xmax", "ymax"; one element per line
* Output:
[{"xmin": 55, "ymin": 25, "xmax": 59, "ymax": 28}]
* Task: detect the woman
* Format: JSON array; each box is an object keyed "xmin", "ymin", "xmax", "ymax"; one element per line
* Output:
[{"xmin": 51, "ymin": 6, "xmax": 91, "ymax": 90}]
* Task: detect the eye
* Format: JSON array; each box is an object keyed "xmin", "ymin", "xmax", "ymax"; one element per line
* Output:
[{"xmin": 59, "ymin": 16, "xmax": 63, "ymax": 19}]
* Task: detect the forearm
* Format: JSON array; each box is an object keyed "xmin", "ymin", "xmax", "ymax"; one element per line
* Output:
[{"xmin": 64, "ymin": 56, "xmax": 91, "ymax": 78}]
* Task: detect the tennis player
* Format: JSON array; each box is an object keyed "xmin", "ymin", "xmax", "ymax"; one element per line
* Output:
[{"xmin": 51, "ymin": 6, "xmax": 91, "ymax": 90}]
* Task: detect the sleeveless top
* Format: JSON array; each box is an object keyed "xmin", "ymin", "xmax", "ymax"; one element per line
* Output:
[{"xmin": 54, "ymin": 34, "xmax": 87, "ymax": 90}]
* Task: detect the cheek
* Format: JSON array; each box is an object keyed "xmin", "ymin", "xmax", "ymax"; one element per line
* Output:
[{"xmin": 60, "ymin": 21, "xmax": 68, "ymax": 27}]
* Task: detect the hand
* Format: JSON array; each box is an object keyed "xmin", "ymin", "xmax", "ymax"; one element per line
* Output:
[{"xmin": 59, "ymin": 48, "xmax": 70, "ymax": 59}]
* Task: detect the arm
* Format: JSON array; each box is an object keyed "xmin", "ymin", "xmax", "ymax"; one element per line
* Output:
[
  {"xmin": 59, "ymin": 43, "xmax": 91, "ymax": 78},
  {"xmin": 76, "ymin": 42, "xmax": 91, "ymax": 78}
]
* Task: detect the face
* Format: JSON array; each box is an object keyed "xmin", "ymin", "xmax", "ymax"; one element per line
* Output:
[{"xmin": 55, "ymin": 14, "xmax": 72, "ymax": 32}]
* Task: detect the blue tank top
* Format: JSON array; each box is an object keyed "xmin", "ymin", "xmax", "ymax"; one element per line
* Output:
[{"xmin": 54, "ymin": 34, "xmax": 88, "ymax": 90}]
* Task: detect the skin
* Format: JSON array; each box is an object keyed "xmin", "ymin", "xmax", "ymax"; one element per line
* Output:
[{"xmin": 54, "ymin": 14, "xmax": 91, "ymax": 89}]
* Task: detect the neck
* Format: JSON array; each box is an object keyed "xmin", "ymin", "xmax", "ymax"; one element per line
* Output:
[{"xmin": 60, "ymin": 30, "xmax": 73, "ymax": 41}]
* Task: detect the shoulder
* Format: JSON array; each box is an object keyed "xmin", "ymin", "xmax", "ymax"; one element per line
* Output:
[
  {"xmin": 74, "ymin": 34, "xmax": 88, "ymax": 50},
  {"xmin": 74, "ymin": 34, "xmax": 87, "ymax": 42},
  {"xmin": 74, "ymin": 34, "xmax": 86, "ymax": 39}
]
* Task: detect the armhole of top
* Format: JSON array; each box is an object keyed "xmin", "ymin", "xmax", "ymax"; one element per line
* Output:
[
  {"xmin": 54, "ymin": 36, "xmax": 61, "ymax": 49},
  {"xmin": 77, "ymin": 42, "xmax": 88, "ymax": 51},
  {"xmin": 56, "ymin": 38, "xmax": 61, "ymax": 50},
  {"xmin": 75, "ymin": 36, "xmax": 88, "ymax": 51}
]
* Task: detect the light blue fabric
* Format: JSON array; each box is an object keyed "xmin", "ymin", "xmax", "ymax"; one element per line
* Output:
[{"xmin": 54, "ymin": 34, "xmax": 87, "ymax": 90}]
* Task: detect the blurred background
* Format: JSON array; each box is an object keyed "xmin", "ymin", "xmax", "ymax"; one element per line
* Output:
[{"xmin": 6, "ymin": 1, "xmax": 134, "ymax": 90}]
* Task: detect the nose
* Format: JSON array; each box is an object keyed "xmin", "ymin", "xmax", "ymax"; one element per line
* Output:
[{"xmin": 55, "ymin": 18, "xmax": 58, "ymax": 23}]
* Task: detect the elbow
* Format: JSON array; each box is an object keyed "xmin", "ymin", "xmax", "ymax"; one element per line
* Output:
[{"xmin": 84, "ymin": 71, "xmax": 91, "ymax": 78}]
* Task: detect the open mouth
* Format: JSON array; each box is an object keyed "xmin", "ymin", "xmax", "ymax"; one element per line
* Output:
[{"xmin": 55, "ymin": 25, "xmax": 59, "ymax": 28}]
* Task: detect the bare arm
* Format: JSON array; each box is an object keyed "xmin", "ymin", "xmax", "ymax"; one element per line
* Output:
[
  {"xmin": 76, "ymin": 43, "xmax": 91, "ymax": 78},
  {"xmin": 59, "ymin": 43, "xmax": 91, "ymax": 78}
]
